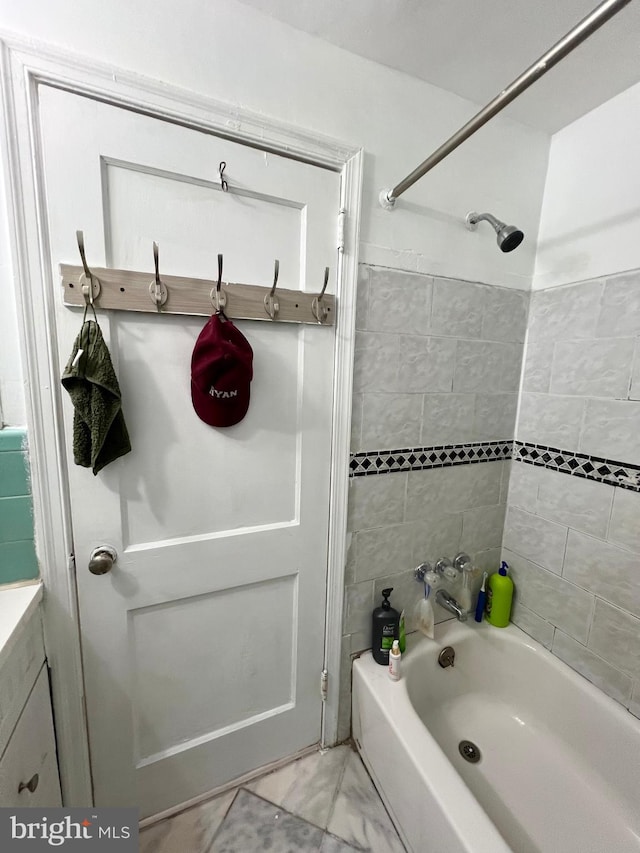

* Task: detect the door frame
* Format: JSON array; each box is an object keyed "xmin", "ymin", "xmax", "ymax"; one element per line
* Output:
[{"xmin": 0, "ymin": 31, "xmax": 362, "ymax": 807}]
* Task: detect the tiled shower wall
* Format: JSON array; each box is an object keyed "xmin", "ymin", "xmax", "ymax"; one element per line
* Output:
[
  {"xmin": 503, "ymin": 269, "xmax": 640, "ymax": 718},
  {"xmin": 339, "ymin": 265, "xmax": 529, "ymax": 738}
]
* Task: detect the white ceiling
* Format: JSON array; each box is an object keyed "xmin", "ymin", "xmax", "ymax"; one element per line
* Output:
[{"xmin": 235, "ymin": 0, "xmax": 640, "ymax": 133}]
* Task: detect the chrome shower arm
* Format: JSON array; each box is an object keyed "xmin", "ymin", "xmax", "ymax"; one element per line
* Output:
[{"xmin": 467, "ymin": 212, "xmax": 503, "ymax": 230}]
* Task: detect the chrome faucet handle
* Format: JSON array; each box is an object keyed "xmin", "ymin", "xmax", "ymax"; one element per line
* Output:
[
  {"xmin": 453, "ymin": 552, "xmax": 472, "ymax": 571},
  {"xmin": 414, "ymin": 561, "xmax": 432, "ymax": 582},
  {"xmin": 435, "ymin": 557, "xmax": 458, "ymax": 583}
]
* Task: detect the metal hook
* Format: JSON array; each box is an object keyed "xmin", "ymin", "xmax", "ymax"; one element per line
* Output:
[
  {"xmin": 264, "ymin": 259, "xmax": 280, "ymax": 320},
  {"xmin": 319, "ymin": 266, "xmax": 329, "ymax": 300},
  {"xmin": 218, "ymin": 161, "xmax": 229, "ymax": 193},
  {"xmin": 210, "ymin": 253, "xmax": 227, "ymax": 314},
  {"xmin": 148, "ymin": 241, "xmax": 168, "ymax": 311},
  {"xmin": 312, "ymin": 267, "xmax": 330, "ymax": 324},
  {"xmin": 77, "ymin": 230, "xmax": 91, "ymax": 279},
  {"xmin": 76, "ymin": 230, "xmax": 101, "ymax": 305}
]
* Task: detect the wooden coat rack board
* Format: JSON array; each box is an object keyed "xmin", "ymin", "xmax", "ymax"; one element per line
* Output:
[{"xmin": 60, "ymin": 252, "xmax": 335, "ymax": 326}]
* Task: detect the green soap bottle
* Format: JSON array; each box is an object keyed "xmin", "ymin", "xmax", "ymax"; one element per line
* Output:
[{"xmin": 485, "ymin": 561, "xmax": 514, "ymax": 627}]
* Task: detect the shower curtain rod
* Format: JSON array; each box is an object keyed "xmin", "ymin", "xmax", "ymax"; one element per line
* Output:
[{"xmin": 379, "ymin": 0, "xmax": 633, "ymax": 209}]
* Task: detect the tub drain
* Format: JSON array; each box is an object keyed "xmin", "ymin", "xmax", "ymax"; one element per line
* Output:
[{"xmin": 459, "ymin": 740, "xmax": 481, "ymax": 763}]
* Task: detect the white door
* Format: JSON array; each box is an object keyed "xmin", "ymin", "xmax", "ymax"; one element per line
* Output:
[{"xmin": 37, "ymin": 86, "xmax": 340, "ymax": 817}]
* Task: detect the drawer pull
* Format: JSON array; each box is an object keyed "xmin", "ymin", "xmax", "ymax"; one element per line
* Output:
[{"xmin": 18, "ymin": 773, "xmax": 39, "ymax": 794}]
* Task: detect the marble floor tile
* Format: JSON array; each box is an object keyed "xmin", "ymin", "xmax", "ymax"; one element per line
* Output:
[
  {"xmin": 319, "ymin": 833, "xmax": 363, "ymax": 853},
  {"xmin": 139, "ymin": 789, "xmax": 235, "ymax": 853},
  {"xmin": 245, "ymin": 744, "xmax": 351, "ymax": 830},
  {"xmin": 140, "ymin": 746, "xmax": 405, "ymax": 853},
  {"xmin": 210, "ymin": 789, "xmax": 324, "ymax": 853},
  {"xmin": 327, "ymin": 751, "xmax": 406, "ymax": 853}
]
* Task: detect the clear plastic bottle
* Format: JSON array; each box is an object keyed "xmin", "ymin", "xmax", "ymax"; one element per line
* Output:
[
  {"xmin": 388, "ymin": 639, "xmax": 401, "ymax": 681},
  {"xmin": 459, "ymin": 564, "xmax": 474, "ymax": 613}
]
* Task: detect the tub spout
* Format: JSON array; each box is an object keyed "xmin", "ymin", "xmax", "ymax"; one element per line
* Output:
[{"xmin": 436, "ymin": 589, "xmax": 468, "ymax": 622}]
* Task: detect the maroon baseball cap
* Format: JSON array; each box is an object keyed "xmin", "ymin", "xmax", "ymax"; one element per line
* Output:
[{"xmin": 191, "ymin": 314, "xmax": 253, "ymax": 427}]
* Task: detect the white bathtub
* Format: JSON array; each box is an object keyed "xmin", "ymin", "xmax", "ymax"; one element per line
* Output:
[{"xmin": 352, "ymin": 619, "xmax": 640, "ymax": 853}]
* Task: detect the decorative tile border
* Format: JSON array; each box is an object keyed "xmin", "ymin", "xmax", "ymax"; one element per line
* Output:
[
  {"xmin": 349, "ymin": 440, "xmax": 511, "ymax": 477},
  {"xmin": 514, "ymin": 441, "xmax": 640, "ymax": 493},
  {"xmin": 349, "ymin": 438, "xmax": 640, "ymax": 493}
]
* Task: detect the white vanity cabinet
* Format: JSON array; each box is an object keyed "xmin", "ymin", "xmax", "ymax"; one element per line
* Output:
[{"xmin": 0, "ymin": 586, "xmax": 62, "ymax": 807}]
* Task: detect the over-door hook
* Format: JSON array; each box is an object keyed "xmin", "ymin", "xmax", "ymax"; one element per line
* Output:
[
  {"xmin": 264, "ymin": 259, "xmax": 280, "ymax": 320},
  {"xmin": 218, "ymin": 161, "xmax": 229, "ymax": 193},
  {"xmin": 148, "ymin": 241, "xmax": 168, "ymax": 311},
  {"xmin": 312, "ymin": 267, "xmax": 330, "ymax": 323},
  {"xmin": 210, "ymin": 253, "xmax": 227, "ymax": 314},
  {"xmin": 76, "ymin": 230, "xmax": 101, "ymax": 305}
]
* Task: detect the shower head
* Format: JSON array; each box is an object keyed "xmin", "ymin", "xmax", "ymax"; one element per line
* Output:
[{"xmin": 466, "ymin": 212, "xmax": 524, "ymax": 253}]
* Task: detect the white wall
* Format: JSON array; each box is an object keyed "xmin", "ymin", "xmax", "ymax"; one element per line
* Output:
[
  {"xmin": 535, "ymin": 79, "xmax": 640, "ymax": 290},
  {"xmin": 0, "ymin": 0, "xmax": 548, "ymax": 288},
  {"xmin": 0, "ymin": 161, "xmax": 25, "ymax": 426},
  {"xmin": 0, "ymin": 0, "xmax": 550, "ymax": 424}
]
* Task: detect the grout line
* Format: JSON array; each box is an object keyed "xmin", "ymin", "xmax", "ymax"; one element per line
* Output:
[
  {"xmin": 559, "ymin": 526, "xmax": 570, "ymax": 578},
  {"xmin": 584, "ymin": 595, "xmax": 597, "ymax": 647},
  {"xmin": 324, "ymin": 746, "xmax": 351, "ymax": 832},
  {"xmin": 207, "ymin": 787, "xmax": 241, "ymax": 849},
  {"xmin": 604, "ymin": 484, "xmax": 616, "ymax": 542}
]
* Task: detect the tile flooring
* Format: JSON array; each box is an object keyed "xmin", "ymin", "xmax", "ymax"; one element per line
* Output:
[{"xmin": 140, "ymin": 744, "xmax": 406, "ymax": 853}]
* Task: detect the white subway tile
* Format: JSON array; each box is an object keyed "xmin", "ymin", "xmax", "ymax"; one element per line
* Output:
[
  {"xmin": 588, "ymin": 599, "xmax": 640, "ymax": 681},
  {"xmin": 507, "ymin": 461, "xmax": 544, "ymax": 513},
  {"xmin": 421, "ymin": 393, "xmax": 475, "ymax": 446},
  {"xmin": 563, "ymin": 530, "xmax": 640, "ymax": 619},
  {"xmin": 343, "ymin": 580, "xmax": 374, "ymax": 635},
  {"xmin": 535, "ymin": 467, "xmax": 614, "ymax": 538},
  {"xmin": 473, "ymin": 394, "xmax": 518, "ymax": 441},
  {"xmin": 461, "ymin": 504, "xmax": 506, "ymax": 551},
  {"xmin": 521, "ymin": 339, "xmax": 553, "ymax": 393},
  {"xmin": 367, "ymin": 267, "xmax": 432, "ymax": 335},
  {"xmin": 596, "ymin": 272, "xmax": 640, "ymax": 338},
  {"xmin": 355, "ymin": 265, "xmax": 370, "ymax": 331},
  {"xmin": 609, "ymin": 488, "xmax": 640, "ymax": 554},
  {"xmin": 504, "ymin": 548, "xmax": 593, "ymax": 642},
  {"xmin": 511, "ymin": 600, "xmax": 555, "ymax": 649},
  {"xmin": 430, "ymin": 279, "xmax": 486, "ymax": 338},
  {"xmin": 355, "ymin": 523, "xmax": 414, "ymax": 583},
  {"xmin": 550, "ymin": 338, "xmax": 635, "ymax": 399},
  {"xmin": 353, "ymin": 331, "xmax": 399, "ymax": 393},
  {"xmin": 517, "ymin": 393, "xmax": 585, "ymax": 449},
  {"xmin": 481, "ymin": 287, "xmax": 529, "ymax": 343},
  {"xmin": 580, "ymin": 399, "xmax": 640, "ymax": 466},
  {"xmin": 503, "ymin": 507, "xmax": 568, "ymax": 574},
  {"xmin": 396, "ymin": 336, "xmax": 456, "ymax": 393},
  {"xmin": 552, "ymin": 630, "xmax": 632, "ymax": 706},
  {"xmin": 405, "ymin": 462, "xmax": 503, "ymax": 520},
  {"xmin": 528, "ymin": 280, "xmax": 603, "ymax": 341},
  {"xmin": 360, "ymin": 393, "xmax": 422, "ymax": 450},
  {"xmin": 409, "ymin": 513, "xmax": 463, "ymax": 566},
  {"xmin": 348, "ymin": 472, "xmax": 407, "ymax": 531}
]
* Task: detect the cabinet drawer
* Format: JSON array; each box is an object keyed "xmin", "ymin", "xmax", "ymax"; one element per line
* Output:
[
  {"xmin": 0, "ymin": 607, "xmax": 45, "ymax": 758},
  {"xmin": 0, "ymin": 666, "xmax": 62, "ymax": 807}
]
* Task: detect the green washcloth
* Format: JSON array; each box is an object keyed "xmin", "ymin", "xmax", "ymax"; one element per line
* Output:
[{"xmin": 61, "ymin": 320, "xmax": 131, "ymax": 475}]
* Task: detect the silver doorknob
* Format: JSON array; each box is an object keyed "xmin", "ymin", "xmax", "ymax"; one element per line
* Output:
[{"xmin": 88, "ymin": 545, "xmax": 117, "ymax": 575}]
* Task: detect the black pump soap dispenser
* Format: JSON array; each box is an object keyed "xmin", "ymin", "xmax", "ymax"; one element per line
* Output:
[{"xmin": 372, "ymin": 587, "xmax": 400, "ymax": 666}]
